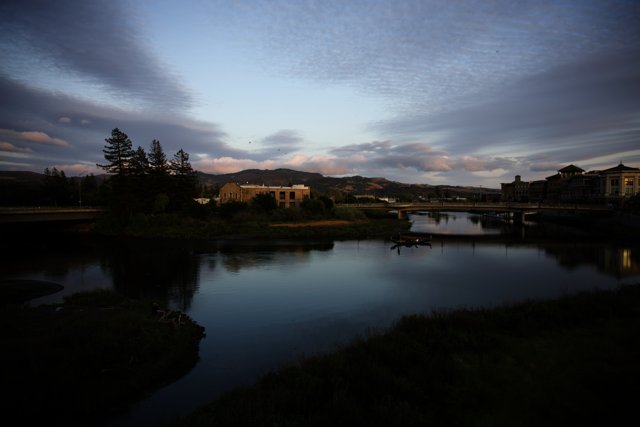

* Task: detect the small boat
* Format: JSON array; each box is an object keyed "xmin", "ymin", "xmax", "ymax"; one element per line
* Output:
[{"xmin": 390, "ymin": 233, "xmax": 432, "ymax": 246}]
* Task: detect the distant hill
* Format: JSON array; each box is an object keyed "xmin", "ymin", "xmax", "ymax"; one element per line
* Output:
[
  {"xmin": 198, "ymin": 168, "xmax": 500, "ymax": 199},
  {"xmin": 1, "ymin": 168, "xmax": 499, "ymax": 200},
  {"xmin": 0, "ymin": 171, "xmax": 45, "ymax": 184}
]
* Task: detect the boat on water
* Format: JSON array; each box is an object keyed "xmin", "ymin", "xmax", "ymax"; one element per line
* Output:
[{"xmin": 390, "ymin": 233, "xmax": 432, "ymax": 246}]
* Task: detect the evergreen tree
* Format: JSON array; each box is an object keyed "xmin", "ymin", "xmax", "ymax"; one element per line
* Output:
[
  {"xmin": 130, "ymin": 146, "xmax": 149, "ymax": 176},
  {"xmin": 169, "ymin": 149, "xmax": 195, "ymax": 176},
  {"xmin": 169, "ymin": 148, "xmax": 197, "ymax": 211},
  {"xmin": 97, "ymin": 128, "xmax": 134, "ymax": 176},
  {"xmin": 41, "ymin": 167, "xmax": 72, "ymax": 206},
  {"xmin": 148, "ymin": 139, "xmax": 168, "ymax": 175}
]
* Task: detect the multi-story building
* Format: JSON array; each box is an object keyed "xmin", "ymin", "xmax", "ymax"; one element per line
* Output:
[
  {"xmin": 501, "ymin": 163, "xmax": 639, "ymax": 203},
  {"xmin": 501, "ymin": 175, "xmax": 530, "ymax": 202},
  {"xmin": 599, "ymin": 163, "xmax": 640, "ymax": 198},
  {"xmin": 218, "ymin": 182, "xmax": 311, "ymax": 208}
]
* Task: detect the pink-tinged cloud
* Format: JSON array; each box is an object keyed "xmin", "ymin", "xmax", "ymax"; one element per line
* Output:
[
  {"xmin": 460, "ymin": 156, "xmax": 515, "ymax": 172},
  {"xmin": 0, "ymin": 129, "xmax": 69, "ymax": 147},
  {"xmin": 0, "ymin": 142, "xmax": 33, "ymax": 153},
  {"xmin": 284, "ymin": 154, "xmax": 355, "ymax": 175},
  {"xmin": 195, "ymin": 157, "xmax": 278, "ymax": 174},
  {"xmin": 194, "ymin": 154, "xmax": 357, "ymax": 176},
  {"xmin": 419, "ymin": 156, "xmax": 454, "ymax": 172}
]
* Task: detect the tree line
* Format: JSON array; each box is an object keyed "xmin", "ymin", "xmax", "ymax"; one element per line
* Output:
[
  {"xmin": 0, "ymin": 128, "xmax": 199, "ymax": 216},
  {"xmin": 96, "ymin": 128, "xmax": 198, "ymax": 217}
]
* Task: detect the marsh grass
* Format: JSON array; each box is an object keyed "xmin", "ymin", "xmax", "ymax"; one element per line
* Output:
[
  {"xmin": 95, "ymin": 211, "xmax": 409, "ymax": 240},
  {"xmin": 0, "ymin": 290, "xmax": 205, "ymax": 426},
  {"xmin": 175, "ymin": 285, "xmax": 640, "ymax": 427}
]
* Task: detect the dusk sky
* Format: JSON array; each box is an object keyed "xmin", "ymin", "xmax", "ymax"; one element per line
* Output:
[{"xmin": 1, "ymin": 0, "xmax": 639, "ymax": 188}]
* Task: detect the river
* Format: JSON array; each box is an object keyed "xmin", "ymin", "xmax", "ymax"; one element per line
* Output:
[{"xmin": 2, "ymin": 212, "xmax": 639, "ymax": 426}]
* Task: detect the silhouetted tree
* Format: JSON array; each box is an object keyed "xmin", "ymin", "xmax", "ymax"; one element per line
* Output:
[
  {"xmin": 251, "ymin": 192, "xmax": 278, "ymax": 213},
  {"xmin": 219, "ymin": 201, "xmax": 248, "ymax": 220},
  {"xmin": 130, "ymin": 146, "xmax": 149, "ymax": 176},
  {"xmin": 42, "ymin": 167, "xmax": 72, "ymax": 206},
  {"xmin": 97, "ymin": 128, "xmax": 134, "ymax": 176},
  {"xmin": 148, "ymin": 139, "xmax": 169, "ymax": 175},
  {"xmin": 97, "ymin": 128, "xmax": 137, "ymax": 216},
  {"xmin": 170, "ymin": 149, "xmax": 195, "ymax": 176},
  {"xmin": 169, "ymin": 148, "xmax": 197, "ymax": 212},
  {"xmin": 301, "ymin": 197, "xmax": 327, "ymax": 218}
]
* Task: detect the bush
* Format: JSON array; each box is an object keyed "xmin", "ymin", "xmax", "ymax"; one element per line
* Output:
[
  {"xmin": 219, "ymin": 201, "xmax": 249, "ymax": 220},
  {"xmin": 333, "ymin": 207, "xmax": 367, "ymax": 221}
]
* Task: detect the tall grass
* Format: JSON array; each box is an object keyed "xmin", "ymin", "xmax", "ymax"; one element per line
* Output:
[
  {"xmin": 0, "ymin": 290, "xmax": 205, "ymax": 425},
  {"xmin": 175, "ymin": 284, "xmax": 640, "ymax": 427}
]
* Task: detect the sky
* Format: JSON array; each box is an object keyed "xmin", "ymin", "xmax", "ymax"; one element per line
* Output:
[{"xmin": 1, "ymin": 0, "xmax": 639, "ymax": 188}]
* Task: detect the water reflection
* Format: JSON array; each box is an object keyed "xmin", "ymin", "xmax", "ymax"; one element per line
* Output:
[
  {"xmin": 542, "ymin": 243, "xmax": 640, "ymax": 279},
  {"xmin": 410, "ymin": 211, "xmax": 507, "ymax": 235},
  {"xmin": 211, "ymin": 240, "xmax": 334, "ymax": 273},
  {"xmin": 2, "ymin": 233, "xmax": 639, "ymax": 426}
]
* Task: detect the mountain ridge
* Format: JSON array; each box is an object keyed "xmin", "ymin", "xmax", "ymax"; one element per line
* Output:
[
  {"xmin": 1, "ymin": 168, "xmax": 500, "ymax": 199},
  {"xmin": 197, "ymin": 168, "xmax": 500, "ymax": 199}
]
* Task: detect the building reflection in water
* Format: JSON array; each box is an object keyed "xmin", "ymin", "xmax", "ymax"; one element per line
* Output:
[{"xmin": 542, "ymin": 243, "xmax": 640, "ymax": 279}]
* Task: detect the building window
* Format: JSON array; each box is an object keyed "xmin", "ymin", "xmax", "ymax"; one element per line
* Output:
[
  {"xmin": 289, "ymin": 201, "xmax": 296, "ymax": 208},
  {"xmin": 270, "ymin": 191, "xmax": 276, "ymax": 198},
  {"xmin": 279, "ymin": 202, "xmax": 286, "ymax": 208},
  {"xmin": 279, "ymin": 191, "xmax": 285, "ymax": 200},
  {"xmin": 625, "ymin": 177, "xmax": 634, "ymax": 195},
  {"xmin": 290, "ymin": 191, "xmax": 296, "ymax": 200},
  {"xmin": 610, "ymin": 178, "xmax": 619, "ymax": 195}
]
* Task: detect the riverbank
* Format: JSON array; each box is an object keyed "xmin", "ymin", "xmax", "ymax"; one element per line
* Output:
[
  {"xmin": 92, "ymin": 213, "xmax": 411, "ymax": 240},
  {"xmin": 174, "ymin": 284, "xmax": 640, "ymax": 427},
  {"xmin": 0, "ymin": 289, "xmax": 205, "ymax": 426}
]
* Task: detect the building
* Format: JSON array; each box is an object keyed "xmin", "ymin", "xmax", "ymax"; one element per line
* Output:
[
  {"xmin": 218, "ymin": 183, "xmax": 311, "ymax": 208},
  {"xmin": 501, "ymin": 162, "xmax": 640, "ymax": 203},
  {"xmin": 501, "ymin": 175, "xmax": 530, "ymax": 202},
  {"xmin": 599, "ymin": 163, "xmax": 640, "ymax": 198}
]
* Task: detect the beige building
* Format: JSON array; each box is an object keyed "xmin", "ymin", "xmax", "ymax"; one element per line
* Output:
[
  {"xmin": 599, "ymin": 163, "xmax": 640, "ymax": 197},
  {"xmin": 219, "ymin": 183, "xmax": 310, "ymax": 208}
]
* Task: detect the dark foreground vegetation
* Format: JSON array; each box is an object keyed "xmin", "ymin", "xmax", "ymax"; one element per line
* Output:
[
  {"xmin": 0, "ymin": 288, "xmax": 205, "ymax": 426},
  {"xmin": 175, "ymin": 284, "xmax": 640, "ymax": 427}
]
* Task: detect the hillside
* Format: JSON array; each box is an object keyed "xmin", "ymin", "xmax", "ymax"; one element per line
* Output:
[
  {"xmin": 1, "ymin": 168, "xmax": 500, "ymax": 201},
  {"xmin": 197, "ymin": 169, "xmax": 500, "ymax": 200}
]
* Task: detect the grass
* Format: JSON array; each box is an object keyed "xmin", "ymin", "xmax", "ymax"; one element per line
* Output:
[
  {"xmin": 174, "ymin": 284, "xmax": 640, "ymax": 427},
  {"xmin": 0, "ymin": 290, "xmax": 205, "ymax": 426},
  {"xmin": 94, "ymin": 212, "xmax": 410, "ymax": 240}
]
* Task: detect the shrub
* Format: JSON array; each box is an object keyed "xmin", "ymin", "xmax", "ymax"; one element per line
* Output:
[{"xmin": 333, "ymin": 207, "xmax": 367, "ymax": 221}]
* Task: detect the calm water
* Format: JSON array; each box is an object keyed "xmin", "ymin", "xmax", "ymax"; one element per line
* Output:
[{"xmin": 2, "ymin": 214, "xmax": 639, "ymax": 426}]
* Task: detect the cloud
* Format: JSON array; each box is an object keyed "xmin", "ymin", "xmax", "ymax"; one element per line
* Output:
[
  {"xmin": 0, "ymin": 129, "xmax": 69, "ymax": 147},
  {"xmin": 330, "ymin": 140, "xmax": 454, "ymax": 172},
  {"xmin": 0, "ymin": 0, "xmax": 192, "ymax": 110},
  {"xmin": 375, "ymin": 47, "xmax": 640, "ymax": 165},
  {"xmin": 252, "ymin": 129, "xmax": 304, "ymax": 159},
  {"xmin": 0, "ymin": 142, "xmax": 33, "ymax": 153},
  {"xmin": 460, "ymin": 156, "xmax": 515, "ymax": 173},
  {"xmin": 0, "ymin": 75, "xmax": 236, "ymax": 174},
  {"xmin": 194, "ymin": 140, "xmax": 519, "ymax": 180},
  {"xmin": 195, "ymin": 157, "xmax": 277, "ymax": 175},
  {"xmin": 232, "ymin": 0, "xmax": 639, "ymax": 113}
]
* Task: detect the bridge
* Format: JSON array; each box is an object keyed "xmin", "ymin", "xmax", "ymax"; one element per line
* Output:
[
  {"xmin": 0, "ymin": 207, "xmax": 107, "ymax": 224},
  {"xmin": 344, "ymin": 201, "xmax": 614, "ymax": 222}
]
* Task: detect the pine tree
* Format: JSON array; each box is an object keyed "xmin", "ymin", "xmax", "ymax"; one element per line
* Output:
[
  {"xmin": 148, "ymin": 139, "xmax": 168, "ymax": 175},
  {"xmin": 97, "ymin": 128, "xmax": 134, "ymax": 176},
  {"xmin": 130, "ymin": 146, "xmax": 149, "ymax": 176},
  {"xmin": 169, "ymin": 148, "xmax": 195, "ymax": 176},
  {"xmin": 169, "ymin": 148, "xmax": 197, "ymax": 210}
]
